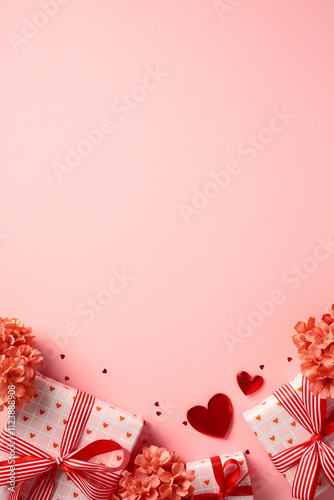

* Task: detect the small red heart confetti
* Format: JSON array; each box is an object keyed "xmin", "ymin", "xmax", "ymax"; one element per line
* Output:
[
  {"xmin": 237, "ymin": 371, "xmax": 264, "ymax": 396},
  {"xmin": 65, "ymin": 376, "xmax": 70, "ymax": 381},
  {"xmin": 23, "ymin": 416, "xmax": 28, "ymax": 422},
  {"xmin": 102, "ymin": 369, "xmax": 107, "ymax": 374},
  {"xmin": 40, "ymin": 409, "xmax": 45, "ymax": 415},
  {"xmin": 287, "ymin": 357, "xmax": 292, "ymax": 362},
  {"xmin": 245, "ymin": 449, "xmax": 250, "ymax": 455},
  {"xmin": 187, "ymin": 393, "xmax": 233, "ymax": 438},
  {"xmin": 154, "ymin": 402, "xmax": 159, "ymax": 407},
  {"xmin": 156, "ymin": 411, "xmax": 161, "ymax": 416},
  {"xmin": 182, "ymin": 421, "xmax": 188, "ymax": 426},
  {"xmin": 259, "ymin": 365, "xmax": 264, "ymax": 370},
  {"xmin": 60, "ymin": 354, "xmax": 65, "ymax": 359}
]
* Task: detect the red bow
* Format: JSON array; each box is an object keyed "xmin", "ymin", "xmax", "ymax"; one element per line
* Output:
[
  {"xmin": 194, "ymin": 456, "xmax": 254, "ymax": 499},
  {"xmin": 270, "ymin": 376, "xmax": 334, "ymax": 500},
  {"xmin": 0, "ymin": 390, "xmax": 129, "ymax": 500}
]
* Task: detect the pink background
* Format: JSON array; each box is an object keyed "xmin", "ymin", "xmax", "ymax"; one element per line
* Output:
[{"xmin": 1, "ymin": 1, "xmax": 334, "ymax": 499}]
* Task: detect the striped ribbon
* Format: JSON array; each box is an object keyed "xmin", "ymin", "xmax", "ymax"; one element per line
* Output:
[
  {"xmin": 0, "ymin": 390, "xmax": 129, "ymax": 500},
  {"xmin": 194, "ymin": 456, "xmax": 254, "ymax": 499},
  {"xmin": 270, "ymin": 376, "xmax": 334, "ymax": 500}
]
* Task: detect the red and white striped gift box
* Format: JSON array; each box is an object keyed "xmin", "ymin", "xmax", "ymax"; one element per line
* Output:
[
  {"xmin": 243, "ymin": 373, "xmax": 334, "ymax": 499},
  {"xmin": 187, "ymin": 451, "xmax": 254, "ymax": 499},
  {"xmin": 0, "ymin": 372, "xmax": 143, "ymax": 500}
]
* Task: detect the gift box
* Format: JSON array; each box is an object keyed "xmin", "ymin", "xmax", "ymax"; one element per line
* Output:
[
  {"xmin": 243, "ymin": 373, "xmax": 334, "ymax": 499},
  {"xmin": 187, "ymin": 451, "xmax": 254, "ymax": 499},
  {"xmin": 0, "ymin": 372, "xmax": 143, "ymax": 500}
]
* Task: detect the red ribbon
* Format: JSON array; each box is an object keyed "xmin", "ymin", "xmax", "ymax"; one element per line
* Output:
[
  {"xmin": 0, "ymin": 389, "xmax": 130, "ymax": 500},
  {"xmin": 194, "ymin": 456, "xmax": 254, "ymax": 499},
  {"xmin": 270, "ymin": 375, "xmax": 334, "ymax": 500}
]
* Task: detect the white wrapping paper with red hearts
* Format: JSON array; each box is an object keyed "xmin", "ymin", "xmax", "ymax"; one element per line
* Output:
[
  {"xmin": 187, "ymin": 451, "xmax": 254, "ymax": 499},
  {"xmin": 243, "ymin": 373, "xmax": 334, "ymax": 498},
  {"xmin": 0, "ymin": 372, "xmax": 143, "ymax": 500}
]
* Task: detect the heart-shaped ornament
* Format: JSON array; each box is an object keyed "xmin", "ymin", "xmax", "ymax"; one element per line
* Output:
[
  {"xmin": 237, "ymin": 371, "xmax": 264, "ymax": 396},
  {"xmin": 187, "ymin": 393, "xmax": 233, "ymax": 438}
]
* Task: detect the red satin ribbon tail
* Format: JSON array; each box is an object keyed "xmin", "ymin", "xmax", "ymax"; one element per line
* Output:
[{"xmin": 230, "ymin": 484, "xmax": 254, "ymax": 496}]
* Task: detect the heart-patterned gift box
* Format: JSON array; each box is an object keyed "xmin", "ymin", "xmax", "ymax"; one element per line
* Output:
[
  {"xmin": 0, "ymin": 372, "xmax": 143, "ymax": 500},
  {"xmin": 187, "ymin": 451, "xmax": 254, "ymax": 499},
  {"xmin": 243, "ymin": 373, "xmax": 334, "ymax": 499}
]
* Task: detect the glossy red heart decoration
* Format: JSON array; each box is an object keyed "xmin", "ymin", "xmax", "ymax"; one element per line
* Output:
[
  {"xmin": 237, "ymin": 371, "xmax": 264, "ymax": 395},
  {"xmin": 187, "ymin": 393, "xmax": 233, "ymax": 438}
]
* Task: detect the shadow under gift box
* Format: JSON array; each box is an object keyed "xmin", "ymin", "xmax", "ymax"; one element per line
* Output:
[
  {"xmin": 243, "ymin": 373, "xmax": 334, "ymax": 499},
  {"xmin": 0, "ymin": 372, "xmax": 143, "ymax": 500},
  {"xmin": 187, "ymin": 451, "xmax": 254, "ymax": 500}
]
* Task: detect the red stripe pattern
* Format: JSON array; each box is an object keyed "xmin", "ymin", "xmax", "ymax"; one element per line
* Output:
[
  {"xmin": 270, "ymin": 376, "xmax": 334, "ymax": 500},
  {"xmin": 0, "ymin": 390, "xmax": 129, "ymax": 500}
]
